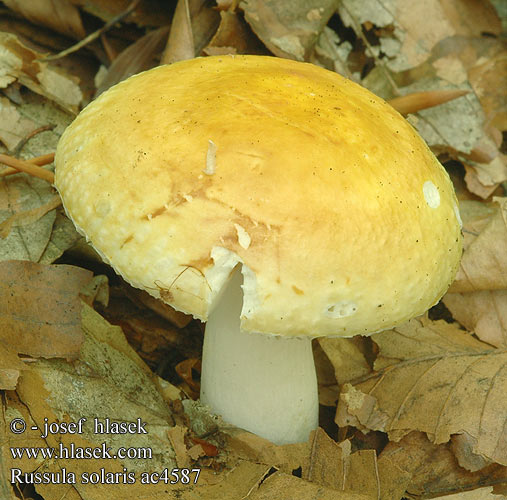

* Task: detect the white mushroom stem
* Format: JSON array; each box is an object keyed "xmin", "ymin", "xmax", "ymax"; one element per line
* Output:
[{"xmin": 200, "ymin": 268, "xmax": 319, "ymax": 445}]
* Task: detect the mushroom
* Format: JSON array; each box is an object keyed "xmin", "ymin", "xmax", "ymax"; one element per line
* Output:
[{"xmin": 55, "ymin": 55, "xmax": 462, "ymax": 445}]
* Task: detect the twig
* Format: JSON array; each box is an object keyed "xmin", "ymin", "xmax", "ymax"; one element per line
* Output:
[
  {"xmin": 388, "ymin": 89, "xmax": 469, "ymax": 115},
  {"xmin": 0, "ymin": 154, "xmax": 54, "ymax": 183},
  {"xmin": 39, "ymin": 0, "xmax": 142, "ymax": 62},
  {"xmin": 0, "ymin": 153, "xmax": 55, "ymax": 178},
  {"xmin": 340, "ymin": 2, "xmax": 400, "ymax": 96},
  {"xmin": 11, "ymin": 124, "xmax": 55, "ymax": 156}
]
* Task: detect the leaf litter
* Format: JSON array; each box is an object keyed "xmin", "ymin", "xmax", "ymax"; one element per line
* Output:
[{"xmin": 0, "ymin": 1, "xmax": 506, "ymax": 499}]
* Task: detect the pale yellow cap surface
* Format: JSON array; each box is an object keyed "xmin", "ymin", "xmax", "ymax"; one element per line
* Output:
[{"xmin": 55, "ymin": 55, "xmax": 462, "ymax": 337}]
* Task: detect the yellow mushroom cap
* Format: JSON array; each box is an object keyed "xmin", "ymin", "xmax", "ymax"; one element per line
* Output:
[{"xmin": 55, "ymin": 55, "xmax": 462, "ymax": 337}]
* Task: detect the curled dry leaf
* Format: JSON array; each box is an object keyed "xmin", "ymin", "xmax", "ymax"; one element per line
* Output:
[
  {"xmin": 434, "ymin": 487, "xmax": 506, "ymax": 499},
  {"xmin": 71, "ymin": 0, "xmax": 172, "ymax": 27},
  {"xmin": 95, "ymin": 26, "xmax": 169, "ymax": 96},
  {"xmin": 3, "ymin": 0, "xmax": 86, "ymax": 39},
  {"xmin": 338, "ymin": 0, "xmax": 500, "ymax": 73},
  {"xmin": 379, "ymin": 431, "xmax": 507, "ymax": 498},
  {"xmin": 0, "ymin": 194, "xmax": 60, "ymax": 239},
  {"xmin": 0, "ymin": 260, "xmax": 92, "ymax": 359},
  {"xmin": 0, "ymin": 97, "xmax": 38, "ymax": 150},
  {"xmin": 0, "ymin": 32, "xmax": 83, "ymax": 113},
  {"xmin": 2, "ymin": 303, "xmax": 180, "ymax": 499},
  {"xmin": 444, "ymin": 290, "xmax": 507, "ymax": 348},
  {"xmin": 450, "ymin": 197, "xmax": 507, "ymax": 293},
  {"xmin": 161, "ymin": 0, "xmax": 195, "ymax": 64},
  {"xmin": 318, "ymin": 336, "xmax": 371, "ymax": 385},
  {"xmin": 444, "ymin": 198, "xmax": 507, "ymax": 348},
  {"xmin": 336, "ymin": 318, "xmax": 507, "ymax": 466},
  {"xmin": 0, "ymin": 175, "xmax": 57, "ymax": 262},
  {"xmin": 0, "ymin": 345, "xmax": 25, "ymax": 390},
  {"xmin": 240, "ymin": 0, "xmax": 337, "ymax": 61},
  {"xmin": 204, "ymin": 10, "xmax": 267, "ymax": 56},
  {"xmin": 249, "ymin": 471, "xmax": 372, "ymax": 500},
  {"xmin": 160, "ymin": 0, "xmax": 220, "ymax": 65}
]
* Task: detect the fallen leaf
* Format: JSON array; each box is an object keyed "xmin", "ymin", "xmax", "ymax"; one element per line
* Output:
[
  {"xmin": 379, "ymin": 431, "xmax": 507, "ymax": 498},
  {"xmin": 0, "ymin": 260, "xmax": 92, "ymax": 359},
  {"xmin": 336, "ymin": 318, "xmax": 507, "ymax": 466},
  {"xmin": 443, "ymin": 290, "xmax": 507, "ymax": 348},
  {"xmin": 450, "ymin": 197, "xmax": 507, "ymax": 293},
  {"xmin": 95, "ymin": 26, "xmax": 169, "ymax": 96},
  {"xmin": 404, "ymin": 81, "xmax": 483, "ymax": 155},
  {"xmin": 161, "ymin": 0, "xmax": 194, "ymax": 64},
  {"xmin": 161, "ymin": 0, "xmax": 219, "ymax": 64},
  {"xmin": 249, "ymin": 471, "xmax": 373, "ymax": 500},
  {"xmin": 0, "ymin": 32, "xmax": 83, "ymax": 113},
  {"xmin": 38, "ymin": 209, "xmax": 82, "ymax": 264},
  {"xmin": 3, "ymin": 0, "xmax": 86, "ymax": 40},
  {"xmin": 168, "ymin": 424, "xmax": 191, "ymax": 468},
  {"xmin": 433, "ymin": 486, "xmax": 505, "ymax": 499},
  {"xmin": 338, "ymin": 0, "xmax": 500, "ymax": 72},
  {"xmin": 318, "ymin": 336, "xmax": 371, "ymax": 385},
  {"xmin": 0, "ymin": 194, "xmax": 60, "ymax": 239},
  {"xmin": 2, "ymin": 302, "xmax": 180, "ymax": 498},
  {"xmin": 0, "ymin": 345, "xmax": 25, "ymax": 390},
  {"xmin": 204, "ymin": 10, "xmax": 266, "ymax": 56},
  {"xmin": 241, "ymin": 0, "xmax": 337, "ymax": 61},
  {"xmin": 0, "ymin": 96, "xmax": 38, "ymax": 150},
  {"xmin": 0, "ymin": 175, "xmax": 57, "ymax": 262},
  {"xmin": 71, "ymin": 0, "xmax": 172, "ymax": 27}
]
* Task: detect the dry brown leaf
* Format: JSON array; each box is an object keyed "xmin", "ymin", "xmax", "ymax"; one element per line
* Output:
[
  {"xmin": 379, "ymin": 431, "xmax": 507, "ymax": 498},
  {"xmin": 95, "ymin": 26, "xmax": 169, "ymax": 96},
  {"xmin": 318, "ymin": 336, "xmax": 371, "ymax": 385},
  {"xmin": 161, "ymin": 0, "xmax": 220, "ymax": 65},
  {"xmin": 1, "ymin": 303, "xmax": 180, "ymax": 499},
  {"xmin": 451, "ymin": 432, "xmax": 495, "ymax": 472},
  {"xmin": 0, "ymin": 96, "xmax": 38, "ymax": 150},
  {"xmin": 0, "ymin": 32, "xmax": 82, "ymax": 113},
  {"xmin": 0, "ymin": 260, "xmax": 92, "ymax": 359},
  {"xmin": 434, "ymin": 486, "xmax": 505, "ymax": 499},
  {"xmin": 249, "ymin": 471, "xmax": 373, "ymax": 500},
  {"xmin": 0, "ymin": 194, "xmax": 60, "ymax": 239},
  {"xmin": 204, "ymin": 10, "xmax": 267, "ymax": 56},
  {"xmin": 71, "ymin": 0, "xmax": 172, "ymax": 27},
  {"xmin": 38, "ymin": 209, "xmax": 82, "ymax": 264},
  {"xmin": 0, "ymin": 345, "xmax": 25, "ymax": 390},
  {"xmin": 450, "ymin": 197, "xmax": 507, "ymax": 293},
  {"xmin": 240, "ymin": 0, "xmax": 338, "ymax": 61},
  {"xmin": 303, "ymin": 428, "xmax": 350, "ymax": 490},
  {"xmin": 336, "ymin": 318, "xmax": 507, "ymax": 466},
  {"xmin": 126, "ymin": 285, "xmax": 192, "ymax": 328},
  {"xmin": 226, "ymin": 429, "xmax": 309, "ymax": 474},
  {"xmin": 161, "ymin": 0, "xmax": 195, "ymax": 64},
  {"xmin": 0, "ymin": 174, "xmax": 60, "ymax": 262},
  {"xmin": 338, "ymin": 0, "xmax": 500, "ymax": 72},
  {"xmin": 179, "ymin": 461, "xmax": 274, "ymax": 499},
  {"xmin": 168, "ymin": 424, "xmax": 191, "ymax": 468},
  {"xmin": 3, "ymin": 0, "xmax": 86, "ymax": 39},
  {"xmin": 443, "ymin": 290, "xmax": 507, "ymax": 348}
]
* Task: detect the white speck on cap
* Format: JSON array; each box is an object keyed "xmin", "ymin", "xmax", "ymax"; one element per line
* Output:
[
  {"xmin": 234, "ymin": 223, "xmax": 251, "ymax": 249},
  {"xmin": 204, "ymin": 140, "xmax": 217, "ymax": 175},
  {"xmin": 423, "ymin": 181, "xmax": 440, "ymax": 208},
  {"xmin": 324, "ymin": 301, "xmax": 358, "ymax": 318}
]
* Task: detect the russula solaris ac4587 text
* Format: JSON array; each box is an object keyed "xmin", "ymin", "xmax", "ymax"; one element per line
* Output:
[{"xmin": 55, "ymin": 55, "xmax": 462, "ymax": 445}]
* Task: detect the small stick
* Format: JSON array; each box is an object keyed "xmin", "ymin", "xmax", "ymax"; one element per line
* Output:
[
  {"xmin": 11, "ymin": 124, "xmax": 55, "ymax": 156},
  {"xmin": 0, "ymin": 153, "xmax": 55, "ymax": 177},
  {"xmin": 39, "ymin": 0, "xmax": 141, "ymax": 62},
  {"xmin": 0, "ymin": 154, "xmax": 54, "ymax": 183},
  {"xmin": 388, "ymin": 89, "xmax": 469, "ymax": 115}
]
